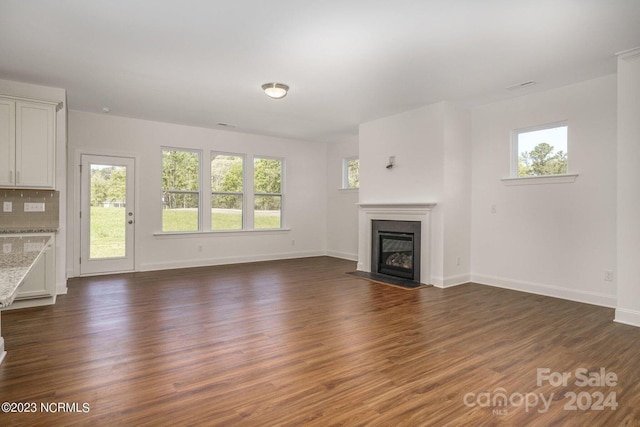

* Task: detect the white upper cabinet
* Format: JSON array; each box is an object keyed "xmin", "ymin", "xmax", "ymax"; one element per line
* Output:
[
  {"xmin": 0, "ymin": 97, "xmax": 57, "ymax": 189},
  {"xmin": 0, "ymin": 99, "xmax": 15, "ymax": 187}
]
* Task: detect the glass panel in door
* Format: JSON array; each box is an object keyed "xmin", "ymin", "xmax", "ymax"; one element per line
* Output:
[{"xmin": 80, "ymin": 155, "xmax": 135, "ymax": 275}]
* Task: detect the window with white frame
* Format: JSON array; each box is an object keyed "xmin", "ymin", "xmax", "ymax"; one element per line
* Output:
[
  {"xmin": 160, "ymin": 150, "xmax": 284, "ymax": 232},
  {"xmin": 211, "ymin": 153, "xmax": 244, "ymax": 230},
  {"xmin": 342, "ymin": 156, "xmax": 359, "ymax": 189},
  {"xmin": 162, "ymin": 148, "xmax": 201, "ymax": 231},
  {"xmin": 513, "ymin": 122, "xmax": 568, "ymax": 177},
  {"xmin": 254, "ymin": 157, "xmax": 283, "ymax": 229}
]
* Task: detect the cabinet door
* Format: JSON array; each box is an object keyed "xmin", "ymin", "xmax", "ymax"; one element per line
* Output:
[
  {"xmin": 15, "ymin": 101, "xmax": 55, "ymax": 188},
  {"xmin": 0, "ymin": 100, "xmax": 15, "ymax": 186},
  {"xmin": 17, "ymin": 239, "xmax": 55, "ymax": 299}
]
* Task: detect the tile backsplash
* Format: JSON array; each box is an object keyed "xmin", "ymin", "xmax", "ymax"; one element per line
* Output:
[{"xmin": 0, "ymin": 189, "xmax": 59, "ymax": 232}]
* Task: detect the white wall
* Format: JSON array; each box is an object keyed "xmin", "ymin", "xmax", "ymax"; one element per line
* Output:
[
  {"xmin": 616, "ymin": 49, "xmax": 640, "ymax": 326},
  {"xmin": 67, "ymin": 111, "xmax": 327, "ymax": 276},
  {"xmin": 0, "ymin": 78, "xmax": 67, "ymax": 294},
  {"xmin": 326, "ymin": 134, "xmax": 359, "ymax": 260},
  {"xmin": 471, "ymin": 75, "xmax": 618, "ymax": 307},
  {"xmin": 442, "ymin": 103, "xmax": 472, "ymax": 286}
]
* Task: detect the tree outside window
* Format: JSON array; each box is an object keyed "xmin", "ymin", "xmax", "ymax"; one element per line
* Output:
[
  {"xmin": 211, "ymin": 153, "xmax": 243, "ymax": 230},
  {"xmin": 343, "ymin": 157, "xmax": 359, "ymax": 189},
  {"xmin": 254, "ymin": 157, "xmax": 282, "ymax": 229},
  {"xmin": 162, "ymin": 149, "xmax": 200, "ymax": 231},
  {"xmin": 515, "ymin": 124, "xmax": 568, "ymax": 177}
]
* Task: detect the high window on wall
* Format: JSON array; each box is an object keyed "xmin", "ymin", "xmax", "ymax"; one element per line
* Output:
[
  {"xmin": 512, "ymin": 122, "xmax": 568, "ymax": 177},
  {"xmin": 342, "ymin": 156, "xmax": 359, "ymax": 189},
  {"xmin": 211, "ymin": 153, "xmax": 244, "ymax": 230},
  {"xmin": 254, "ymin": 157, "xmax": 283, "ymax": 229},
  {"xmin": 162, "ymin": 148, "xmax": 201, "ymax": 232}
]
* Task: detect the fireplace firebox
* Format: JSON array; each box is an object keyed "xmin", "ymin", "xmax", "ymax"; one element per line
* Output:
[{"xmin": 371, "ymin": 220, "xmax": 421, "ymax": 282}]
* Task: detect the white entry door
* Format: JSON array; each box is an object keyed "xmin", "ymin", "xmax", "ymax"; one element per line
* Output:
[{"xmin": 80, "ymin": 155, "xmax": 135, "ymax": 275}]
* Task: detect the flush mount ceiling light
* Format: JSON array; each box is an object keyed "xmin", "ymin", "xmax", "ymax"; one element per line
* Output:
[{"xmin": 262, "ymin": 82, "xmax": 289, "ymax": 99}]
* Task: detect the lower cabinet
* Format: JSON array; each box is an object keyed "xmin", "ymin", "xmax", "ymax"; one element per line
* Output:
[{"xmin": 17, "ymin": 238, "xmax": 55, "ymax": 299}]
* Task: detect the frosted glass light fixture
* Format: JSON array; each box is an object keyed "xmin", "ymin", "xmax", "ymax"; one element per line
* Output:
[{"xmin": 262, "ymin": 83, "xmax": 289, "ymax": 99}]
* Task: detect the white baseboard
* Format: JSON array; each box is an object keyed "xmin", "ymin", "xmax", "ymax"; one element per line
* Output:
[
  {"xmin": 56, "ymin": 280, "xmax": 68, "ymax": 295},
  {"xmin": 443, "ymin": 274, "xmax": 471, "ymax": 288},
  {"xmin": 325, "ymin": 250, "xmax": 358, "ymax": 261},
  {"xmin": 138, "ymin": 250, "xmax": 326, "ymax": 272},
  {"xmin": 614, "ymin": 308, "xmax": 640, "ymax": 327},
  {"xmin": 430, "ymin": 274, "xmax": 470, "ymax": 288},
  {"xmin": 2, "ymin": 295, "xmax": 56, "ymax": 311},
  {"xmin": 471, "ymin": 274, "xmax": 617, "ymax": 308}
]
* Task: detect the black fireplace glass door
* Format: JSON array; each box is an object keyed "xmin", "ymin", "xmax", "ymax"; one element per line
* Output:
[{"xmin": 378, "ymin": 232, "xmax": 414, "ymax": 279}]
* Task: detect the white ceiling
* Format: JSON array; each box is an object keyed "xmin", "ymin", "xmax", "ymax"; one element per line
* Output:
[{"xmin": 1, "ymin": 0, "xmax": 639, "ymax": 142}]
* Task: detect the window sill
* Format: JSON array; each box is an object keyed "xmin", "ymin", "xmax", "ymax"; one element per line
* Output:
[
  {"xmin": 338, "ymin": 187, "xmax": 359, "ymax": 192},
  {"xmin": 501, "ymin": 174, "xmax": 579, "ymax": 186},
  {"xmin": 154, "ymin": 228, "xmax": 291, "ymax": 238}
]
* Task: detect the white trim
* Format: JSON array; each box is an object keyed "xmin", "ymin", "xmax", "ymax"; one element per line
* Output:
[
  {"xmin": 56, "ymin": 280, "xmax": 68, "ymax": 295},
  {"xmin": 431, "ymin": 275, "xmax": 470, "ymax": 288},
  {"xmin": 0, "ymin": 93, "xmax": 63, "ymax": 110},
  {"xmin": 471, "ymin": 273, "xmax": 616, "ymax": 308},
  {"xmin": 614, "ymin": 308, "xmax": 640, "ymax": 328},
  {"xmin": 153, "ymin": 228, "xmax": 291, "ymax": 238},
  {"xmin": 71, "ymin": 148, "xmax": 140, "ymax": 278},
  {"xmin": 616, "ymin": 47, "xmax": 640, "ymax": 61},
  {"xmin": 2, "ymin": 295, "xmax": 56, "ymax": 310},
  {"xmin": 511, "ymin": 121, "xmax": 569, "ymax": 178},
  {"xmin": 358, "ymin": 203, "xmax": 437, "ymax": 211},
  {"xmin": 326, "ymin": 250, "xmax": 358, "ymax": 261},
  {"xmin": 442, "ymin": 274, "xmax": 471, "ymax": 288},
  {"xmin": 501, "ymin": 173, "xmax": 579, "ymax": 186},
  {"xmin": 138, "ymin": 250, "xmax": 324, "ymax": 272},
  {"xmin": 357, "ymin": 202, "xmax": 437, "ymax": 284},
  {"xmin": 342, "ymin": 156, "xmax": 359, "ymax": 189}
]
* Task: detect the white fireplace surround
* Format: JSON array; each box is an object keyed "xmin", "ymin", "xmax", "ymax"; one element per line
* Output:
[{"xmin": 357, "ymin": 203, "xmax": 437, "ymax": 285}]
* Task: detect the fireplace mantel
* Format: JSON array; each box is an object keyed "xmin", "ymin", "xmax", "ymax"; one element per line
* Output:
[
  {"xmin": 357, "ymin": 203, "xmax": 437, "ymax": 212},
  {"xmin": 357, "ymin": 202, "xmax": 437, "ymax": 285}
]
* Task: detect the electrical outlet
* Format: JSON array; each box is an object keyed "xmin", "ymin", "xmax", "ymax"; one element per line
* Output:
[
  {"xmin": 604, "ymin": 270, "xmax": 614, "ymax": 282},
  {"xmin": 3, "ymin": 201, "xmax": 12, "ymax": 212},
  {"xmin": 456, "ymin": 256, "xmax": 461, "ymax": 266},
  {"xmin": 24, "ymin": 202, "xmax": 45, "ymax": 212}
]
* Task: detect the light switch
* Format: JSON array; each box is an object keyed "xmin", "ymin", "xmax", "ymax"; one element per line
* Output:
[{"xmin": 3, "ymin": 201, "xmax": 12, "ymax": 212}]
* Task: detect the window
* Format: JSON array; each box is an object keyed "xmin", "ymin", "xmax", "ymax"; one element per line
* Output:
[
  {"xmin": 254, "ymin": 157, "xmax": 283, "ymax": 229},
  {"xmin": 513, "ymin": 122, "xmax": 568, "ymax": 177},
  {"xmin": 159, "ymin": 149, "xmax": 285, "ymax": 233},
  {"xmin": 342, "ymin": 156, "xmax": 359, "ymax": 189},
  {"xmin": 162, "ymin": 148, "xmax": 200, "ymax": 231},
  {"xmin": 211, "ymin": 153, "xmax": 243, "ymax": 230}
]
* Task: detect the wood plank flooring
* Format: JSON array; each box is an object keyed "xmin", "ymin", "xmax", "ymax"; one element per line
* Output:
[{"xmin": 1, "ymin": 256, "xmax": 640, "ymax": 426}]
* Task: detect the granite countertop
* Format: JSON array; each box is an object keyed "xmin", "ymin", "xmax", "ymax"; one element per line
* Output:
[
  {"xmin": 0, "ymin": 228, "xmax": 59, "ymax": 234},
  {"xmin": 0, "ymin": 235, "xmax": 52, "ymax": 307}
]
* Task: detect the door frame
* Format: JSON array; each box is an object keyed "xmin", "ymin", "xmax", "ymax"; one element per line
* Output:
[{"xmin": 72, "ymin": 150, "xmax": 138, "ymax": 277}]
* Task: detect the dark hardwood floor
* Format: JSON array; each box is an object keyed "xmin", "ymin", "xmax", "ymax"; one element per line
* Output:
[{"xmin": 1, "ymin": 256, "xmax": 639, "ymax": 426}]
